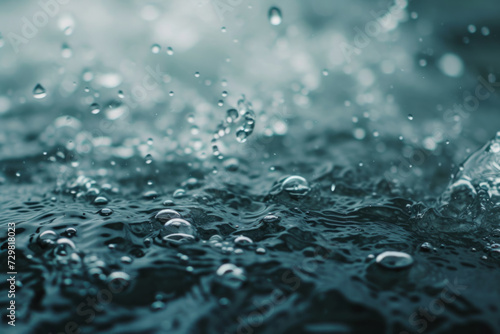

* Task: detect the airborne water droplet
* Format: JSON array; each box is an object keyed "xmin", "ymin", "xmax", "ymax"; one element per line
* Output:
[
  {"xmin": 61, "ymin": 43, "xmax": 72, "ymax": 58},
  {"xmin": 151, "ymin": 44, "xmax": 161, "ymax": 54},
  {"xmin": 33, "ymin": 84, "xmax": 46, "ymax": 99},
  {"xmin": 90, "ymin": 103, "xmax": 101, "ymax": 114},
  {"xmin": 268, "ymin": 7, "xmax": 282, "ymax": 26},
  {"xmin": 145, "ymin": 154, "xmax": 153, "ymax": 164},
  {"xmin": 166, "ymin": 47, "xmax": 174, "ymax": 55}
]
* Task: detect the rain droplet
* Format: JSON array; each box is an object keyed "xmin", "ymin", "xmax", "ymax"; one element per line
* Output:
[
  {"xmin": 166, "ymin": 47, "xmax": 174, "ymax": 55},
  {"xmin": 145, "ymin": 154, "xmax": 153, "ymax": 164},
  {"xmin": 322, "ymin": 69, "xmax": 329, "ymax": 76},
  {"xmin": 236, "ymin": 129, "xmax": 249, "ymax": 143},
  {"xmin": 90, "ymin": 102, "xmax": 101, "ymax": 114},
  {"xmin": 268, "ymin": 7, "xmax": 282, "ymax": 26},
  {"xmin": 194, "ymin": 72, "xmax": 200, "ymax": 78},
  {"xmin": 408, "ymin": 114, "xmax": 413, "ymax": 121},
  {"xmin": 226, "ymin": 109, "xmax": 238, "ymax": 123},
  {"xmin": 61, "ymin": 43, "xmax": 72, "ymax": 58},
  {"xmin": 151, "ymin": 44, "xmax": 161, "ymax": 54},
  {"xmin": 118, "ymin": 90, "xmax": 125, "ymax": 98},
  {"xmin": 33, "ymin": 84, "xmax": 46, "ymax": 99},
  {"xmin": 375, "ymin": 251, "xmax": 414, "ymax": 269}
]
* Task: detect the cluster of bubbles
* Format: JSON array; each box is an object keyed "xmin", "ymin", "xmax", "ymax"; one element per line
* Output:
[
  {"xmin": 61, "ymin": 175, "xmax": 119, "ymax": 205},
  {"xmin": 211, "ymin": 96, "xmax": 257, "ymax": 159}
]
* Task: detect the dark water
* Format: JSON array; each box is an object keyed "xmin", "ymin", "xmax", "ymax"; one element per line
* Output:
[{"xmin": 1, "ymin": 1, "xmax": 500, "ymax": 333}]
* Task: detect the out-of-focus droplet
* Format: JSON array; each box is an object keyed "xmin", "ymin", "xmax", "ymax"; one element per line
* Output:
[
  {"xmin": 145, "ymin": 154, "xmax": 153, "ymax": 164},
  {"xmin": 90, "ymin": 102, "xmax": 101, "ymax": 114},
  {"xmin": 268, "ymin": 7, "xmax": 282, "ymax": 26},
  {"xmin": 438, "ymin": 53, "xmax": 464, "ymax": 77},
  {"xmin": 61, "ymin": 43, "xmax": 72, "ymax": 58},
  {"xmin": 322, "ymin": 69, "xmax": 329, "ymax": 76},
  {"xmin": 194, "ymin": 72, "xmax": 200, "ymax": 78},
  {"xmin": 234, "ymin": 236, "xmax": 253, "ymax": 247},
  {"xmin": 118, "ymin": 90, "xmax": 124, "ymax": 98},
  {"xmin": 226, "ymin": 109, "xmax": 238, "ymax": 123},
  {"xmin": 408, "ymin": 114, "xmax": 413, "ymax": 121},
  {"xmin": 166, "ymin": 47, "xmax": 174, "ymax": 55},
  {"xmin": 33, "ymin": 84, "xmax": 46, "ymax": 99},
  {"xmin": 151, "ymin": 44, "xmax": 161, "ymax": 54},
  {"xmin": 376, "ymin": 251, "xmax": 414, "ymax": 269}
]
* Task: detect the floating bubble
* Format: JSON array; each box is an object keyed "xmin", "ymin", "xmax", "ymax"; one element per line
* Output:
[
  {"xmin": 155, "ymin": 209, "xmax": 181, "ymax": 223},
  {"xmin": 234, "ymin": 236, "xmax": 253, "ymax": 246},
  {"xmin": 282, "ymin": 175, "xmax": 311, "ymax": 198},
  {"xmin": 38, "ymin": 230, "xmax": 58, "ymax": 247},
  {"xmin": 375, "ymin": 251, "xmax": 414, "ymax": 269}
]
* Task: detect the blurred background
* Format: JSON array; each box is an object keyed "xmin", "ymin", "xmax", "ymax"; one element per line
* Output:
[{"xmin": 1, "ymin": 1, "xmax": 500, "ymax": 333}]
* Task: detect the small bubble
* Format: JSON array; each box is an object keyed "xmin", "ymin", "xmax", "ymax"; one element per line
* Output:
[{"xmin": 375, "ymin": 251, "xmax": 414, "ymax": 270}]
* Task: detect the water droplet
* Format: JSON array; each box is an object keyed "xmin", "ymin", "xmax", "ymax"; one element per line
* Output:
[
  {"xmin": 151, "ymin": 44, "xmax": 161, "ymax": 54},
  {"xmin": 161, "ymin": 218, "xmax": 196, "ymax": 244},
  {"xmin": 173, "ymin": 189, "xmax": 186, "ymax": 198},
  {"xmin": 322, "ymin": 69, "xmax": 329, "ymax": 76},
  {"xmin": 64, "ymin": 227, "xmax": 77, "ymax": 238},
  {"xmin": 99, "ymin": 208, "xmax": 113, "ymax": 216},
  {"xmin": 408, "ymin": 114, "xmax": 414, "ymax": 121},
  {"xmin": 420, "ymin": 242, "xmax": 432, "ymax": 252},
  {"xmin": 33, "ymin": 84, "xmax": 46, "ymax": 99},
  {"xmin": 226, "ymin": 108, "xmax": 239, "ymax": 123},
  {"xmin": 194, "ymin": 72, "xmax": 200, "ymax": 78},
  {"xmin": 54, "ymin": 238, "xmax": 77, "ymax": 256},
  {"xmin": 90, "ymin": 102, "xmax": 101, "ymax": 114},
  {"xmin": 118, "ymin": 90, "xmax": 125, "ymax": 98},
  {"xmin": 375, "ymin": 251, "xmax": 414, "ymax": 269},
  {"xmin": 268, "ymin": 7, "xmax": 282, "ymax": 26},
  {"xmin": 222, "ymin": 91, "xmax": 228, "ymax": 97},
  {"xmin": 94, "ymin": 196, "xmax": 109, "ymax": 205},
  {"xmin": 169, "ymin": 91, "xmax": 174, "ymax": 96},
  {"xmin": 61, "ymin": 43, "xmax": 72, "ymax": 58},
  {"xmin": 107, "ymin": 271, "xmax": 130, "ymax": 291},
  {"xmin": 236, "ymin": 129, "xmax": 249, "ymax": 143},
  {"xmin": 221, "ymin": 26, "xmax": 227, "ymax": 33},
  {"xmin": 144, "ymin": 154, "xmax": 153, "ymax": 164},
  {"xmin": 331, "ymin": 184, "xmax": 336, "ymax": 192},
  {"xmin": 155, "ymin": 209, "xmax": 181, "ymax": 223},
  {"xmin": 281, "ymin": 175, "xmax": 310, "ymax": 198},
  {"xmin": 216, "ymin": 263, "xmax": 246, "ymax": 288},
  {"xmin": 234, "ymin": 236, "xmax": 253, "ymax": 247},
  {"xmin": 262, "ymin": 215, "xmax": 280, "ymax": 223},
  {"xmin": 38, "ymin": 230, "xmax": 58, "ymax": 247},
  {"xmin": 166, "ymin": 46, "xmax": 174, "ymax": 55}
]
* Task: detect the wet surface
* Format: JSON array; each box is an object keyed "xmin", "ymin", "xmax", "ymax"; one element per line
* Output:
[{"xmin": 1, "ymin": 1, "xmax": 500, "ymax": 333}]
